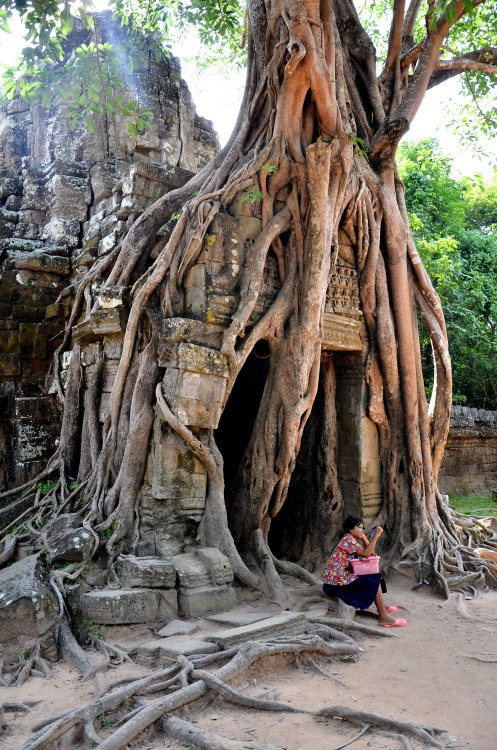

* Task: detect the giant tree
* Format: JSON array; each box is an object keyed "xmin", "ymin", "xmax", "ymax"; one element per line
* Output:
[{"xmin": 2, "ymin": 0, "xmax": 497, "ymax": 601}]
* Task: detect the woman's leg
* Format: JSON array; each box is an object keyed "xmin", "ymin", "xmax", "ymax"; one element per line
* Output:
[{"xmin": 374, "ymin": 585, "xmax": 398, "ymax": 625}]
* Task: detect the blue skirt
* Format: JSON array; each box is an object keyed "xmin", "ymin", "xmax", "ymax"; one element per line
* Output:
[{"xmin": 323, "ymin": 573, "xmax": 385, "ymax": 610}]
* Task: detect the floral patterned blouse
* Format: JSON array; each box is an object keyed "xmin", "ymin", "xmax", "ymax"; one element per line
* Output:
[{"xmin": 322, "ymin": 533, "xmax": 363, "ymax": 586}]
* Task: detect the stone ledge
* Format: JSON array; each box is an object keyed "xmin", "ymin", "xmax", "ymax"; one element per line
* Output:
[
  {"xmin": 204, "ymin": 612, "xmax": 309, "ymax": 648},
  {"xmin": 79, "ymin": 587, "xmax": 178, "ymax": 625}
]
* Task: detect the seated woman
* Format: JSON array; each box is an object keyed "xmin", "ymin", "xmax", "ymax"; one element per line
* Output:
[{"xmin": 322, "ymin": 515, "xmax": 407, "ymax": 627}]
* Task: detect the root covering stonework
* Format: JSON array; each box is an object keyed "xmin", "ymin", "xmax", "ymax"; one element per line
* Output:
[{"xmin": 2, "ymin": 0, "xmax": 497, "ymax": 747}]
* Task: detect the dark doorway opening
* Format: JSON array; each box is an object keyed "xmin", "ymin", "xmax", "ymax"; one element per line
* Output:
[
  {"xmin": 268, "ymin": 365, "xmax": 325, "ymax": 563},
  {"xmin": 215, "ymin": 340, "xmax": 270, "ymax": 511}
]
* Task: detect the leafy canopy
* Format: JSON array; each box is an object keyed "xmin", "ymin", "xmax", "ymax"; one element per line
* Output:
[
  {"xmin": 0, "ymin": 0, "xmax": 245, "ymax": 135},
  {"xmin": 398, "ymin": 139, "xmax": 497, "ymax": 408}
]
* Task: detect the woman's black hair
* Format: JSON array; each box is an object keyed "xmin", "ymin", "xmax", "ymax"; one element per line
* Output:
[{"xmin": 341, "ymin": 515, "xmax": 364, "ymax": 536}]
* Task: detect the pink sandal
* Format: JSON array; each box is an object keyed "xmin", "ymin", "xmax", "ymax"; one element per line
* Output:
[
  {"xmin": 386, "ymin": 606, "xmax": 398, "ymax": 613},
  {"xmin": 380, "ymin": 618, "xmax": 407, "ymax": 628}
]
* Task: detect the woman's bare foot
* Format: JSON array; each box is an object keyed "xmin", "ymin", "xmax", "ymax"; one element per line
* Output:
[{"xmin": 378, "ymin": 613, "xmax": 397, "ymax": 626}]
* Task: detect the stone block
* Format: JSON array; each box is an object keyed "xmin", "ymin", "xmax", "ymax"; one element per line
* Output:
[
  {"xmin": 321, "ymin": 312, "xmax": 364, "ymax": 352},
  {"xmin": 19, "ymin": 323, "xmax": 47, "ymax": 359},
  {"xmin": 14, "ymin": 396, "xmax": 59, "ymax": 421},
  {"xmin": 203, "ymin": 212, "xmax": 261, "ymax": 266},
  {"xmin": 177, "ymin": 343, "xmax": 229, "ymax": 378},
  {"xmin": 0, "ymin": 330, "xmax": 19, "ymax": 353},
  {"xmin": 121, "ymin": 556, "xmax": 177, "ymax": 588},
  {"xmin": 206, "ymin": 611, "xmax": 273, "ymax": 627},
  {"xmin": 151, "ymin": 458, "xmax": 207, "ymax": 503},
  {"xmin": 179, "ymin": 371, "xmax": 227, "ymax": 403},
  {"xmin": 172, "ymin": 551, "xmax": 213, "ymax": 589},
  {"xmin": 184, "ymin": 286, "xmax": 207, "ymax": 317},
  {"xmin": 14, "ymin": 415, "xmax": 58, "ymax": 463},
  {"xmin": 99, "ymin": 391, "xmax": 111, "ymax": 422},
  {"xmin": 45, "ymin": 302, "xmax": 70, "ymax": 319},
  {"xmin": 14, "ymin": 252, "xmax": 70, "ymax": 276},
  {"xmin": 72, "ymin": 309, "xmax": 128, "ymax": 343},
  {"xmin": 98, "ymin": 229, "xmax": 120, "ymax": 255},
  {"xmin": 174, "ymin": 396, "xmax": 223, "ymax": 430},
  {"xmin": 42, "ymin": 513, "xmax": 94, "ymax": 563},
  {"xmin": 0, "ymin": 554, "xmax": 59, "ymax": 659},
  {"xmin": 103, "ymin": 334, "xmax": 125, "ymax": 360},
  {"xmin": 0, "ymin": 205, "xmax": 18, "ymax": 223},
  {"xmin": 90, "ymin": 160, "xmax": 121, "ymax": 203},
  {"xmin": 0, "ymin": 353, "xmax": 21, "ymax": 377},
  {"xmin": 178, "ymin": 585, "xmax": 238, "ymax": 619},
  {"xmin": 151, "ymin": 442, "xmax": 205, "ymax": 475},
  {"xmin": 203, "ymin": 293, "xmax": 238, "ymax": 326},
  {"xmin": 156, "ymin": 619, "xmax": 199, "ymax": 637},
  {"xmin": 79, "ymin": 587, "xmax": 178, "ymax": 624},
  {"xmin": 16, "ymin": 270, "xmax": 62, "ymax": 289},
  {"xmin": 205, "ymin": 612, "xmax": 308, "ymax": 648},
  {"xmin": 101, "ymin": 360, "xmax": 119, "ymax": 392},
  {"xmin": 135, "ymin": 637, "xmax": 220, "ymax": 666},
  {"xmin": 197, "ymin": 547, "xmax": 234, "ymax": 586},
  {"xmin": 97, "ymin": 285, "xmax": 128, "ymax": 310},
  {"xmin": 161, "ymin": 317, "xmax": 224, "ymax": 348},
  {"xmin": 42, "ymin": 217, "xmax": 82, "ymax": 247}
]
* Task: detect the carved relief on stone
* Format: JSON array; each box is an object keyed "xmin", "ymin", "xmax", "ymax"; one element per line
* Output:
[{"xmin": 321, "ymin": 233, "xmax": 366, "ymax": 352}]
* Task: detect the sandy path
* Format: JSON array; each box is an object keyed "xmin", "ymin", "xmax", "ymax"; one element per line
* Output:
[{"xmin": 1, "ymin": 573, "xmax": 496, "ymax": 749}]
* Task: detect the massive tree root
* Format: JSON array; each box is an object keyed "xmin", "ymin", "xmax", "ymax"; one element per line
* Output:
[
  {"xmin": 1, "ymin": 0, "xmax": 497, "ymax": 637},
  {"xmin": 16, "ymin": 628, "xmax": 448, "ymax": 750}
]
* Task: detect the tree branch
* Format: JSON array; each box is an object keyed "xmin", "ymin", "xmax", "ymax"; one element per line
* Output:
[
  {"xmin": 383, "ymin": 0, "xmax": 406, "ymax": 79},
  {"xmin": 403, "ymin": 0, "xmax": 424, "ymax": 37},
  {"xmin": 428, "ymin": 46, "xmax": 497, "ymax": 87}
]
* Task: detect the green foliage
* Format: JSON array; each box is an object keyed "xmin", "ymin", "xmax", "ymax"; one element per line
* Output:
[
  {"xmin": 0, "ymin": 0, "xmax": 246, "ymax": 134},
  {"xmin": 241, "ymin": 187, "xmax": 264, "ymax": 204},
  {"xmin": 259, "ymin": 164, "xmax": 278, "ymax": 174},
  {"xmin": 449, "ymin": 493, "xmax": 497, "ymax": 517},
  {"xmin": 347, "ymin": 134, "xmax": 369, "ymax": 161},
  {"xmin": 98, "ymin": 524, "xmax": 115, "ymax": 539},
  {"xmin": 398, "ymin": 139, "xmax": 497, "ymax": 408},
  {"xmin": 37, "ymin": 480, "xmax": 57, "ymax": 496}
]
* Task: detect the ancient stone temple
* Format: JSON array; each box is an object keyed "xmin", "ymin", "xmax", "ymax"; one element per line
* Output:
[
  {"xmin": 0, "ymin": 14, "xmax": 217, "ymax": 494},
  {"xmin": 0, "ymin": 14, "xmax": 383, "ymax": 625}
]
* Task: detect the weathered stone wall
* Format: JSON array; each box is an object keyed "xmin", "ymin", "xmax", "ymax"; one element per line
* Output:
[
  {"xmin": 0, "ymin": 14, "xmax": 218, "ymax": 494},
  {"xmin": 439, "ymin": 406, "xmax": 497, "ymax": 494}
]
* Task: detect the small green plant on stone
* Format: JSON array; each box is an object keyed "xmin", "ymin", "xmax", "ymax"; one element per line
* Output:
[
  {"xmin": 346, "ymin": 133, "xmax": 369, "ymax": 160},
  {"xmin": 37, "ymin": 480, "xmax": 57, "ymax": 496},
  {"xmin": 259, "ymin": 163, "xmax": 278, "ymax": 173},
  {"xmin": 99, "ymin": 525, "xmax": 115, "ymax": 540},
  {"xmin": 241, "ymin": 186, "xmax": 264, "ymax": 203}
]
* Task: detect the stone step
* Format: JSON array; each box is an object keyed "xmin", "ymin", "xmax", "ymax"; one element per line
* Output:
[
  {"xmin": 156, "ymin": 619, "xmax": 199, "ymax": 638},
  {"xmin": 205, "ymin": 611, "xmax": 275, "ymax": 628},
  {"xmin": 178, "ymin": 584, "xmax": 237, "ymax": 619},
  {"xmin": 204, "ymin": 612, "xmax": 309, "ymax": 648},
  {"xmin": 79, "ymin": 587, "xmax": 178, "ymax": 625},
  {"xmin": 120, "ymin": 555, "xmax": 176, "ymax": 589},
  {"xmin": 134, "ymin": 637, "xmax": 220, "ymax": 667}
]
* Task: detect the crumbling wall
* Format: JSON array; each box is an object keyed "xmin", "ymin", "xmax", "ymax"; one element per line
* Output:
[
  {"xmin": 0, "ymin": 14, "xmax": 218, "ymax": 494},
  {"xmin": 440, "ymin": 406, "xmax": 497, "ymax": 494}
]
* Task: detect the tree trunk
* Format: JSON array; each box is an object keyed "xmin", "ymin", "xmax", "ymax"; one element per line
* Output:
[{"xmin": 7, "ymin": 0, "xmax": 491, "ymax": 599}]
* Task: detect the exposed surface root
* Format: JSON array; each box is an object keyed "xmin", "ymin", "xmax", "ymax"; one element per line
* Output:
[
  {"xmin": 16, "ymin": 624, "xmax": 448, "ymax": 750},
  {"xmin": 160, "ymin": 714, "xmax": 284, "ymax": 750}
]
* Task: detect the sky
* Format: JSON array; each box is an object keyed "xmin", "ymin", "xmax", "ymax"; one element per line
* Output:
[{"xmin": 1, "ymin": 12, "xmax": 496, "ymax": 178}]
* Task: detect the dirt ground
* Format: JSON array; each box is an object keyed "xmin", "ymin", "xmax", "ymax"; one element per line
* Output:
[{"xmin": 2, "ymin": 572, "xmax": 496, "ymax": 750}]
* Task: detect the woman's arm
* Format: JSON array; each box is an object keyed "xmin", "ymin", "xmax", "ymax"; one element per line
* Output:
[{"xmin": 355, "ymin": 526, "xmax": 383, "ymax": 558}]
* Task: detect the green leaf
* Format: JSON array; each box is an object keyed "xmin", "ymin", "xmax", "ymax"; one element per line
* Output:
[
  {"xmin": 128, "ymin": 121, "xmax": 137, "ymax": 139},
  {"xmin": 84, "ymin": 114, "xmax": 96, "ymax": 132}
]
